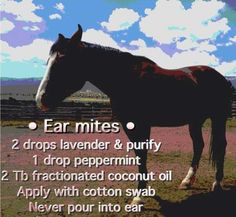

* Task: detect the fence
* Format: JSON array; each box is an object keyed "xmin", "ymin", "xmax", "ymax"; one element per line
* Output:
[
  {"xmin": 1, "ymin": 94, "xmax": 236, "ymax": 121},
  {"xmin": 1, "ymin": 102, "xmax": 113, "ymax": 121},
  {"xmin": 231, "ymin": 93, "xmax": 236, "ymax": 118}
]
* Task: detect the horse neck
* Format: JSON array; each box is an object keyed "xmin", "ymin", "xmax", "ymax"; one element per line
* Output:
[{"xmin": 80, "ymin": 42, "xmax": 132, "ymax": 98}]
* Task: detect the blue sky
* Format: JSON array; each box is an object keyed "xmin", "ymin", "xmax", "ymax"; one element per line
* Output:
[{"xmin": 0, "ymin": 0, "xmax": 236, "ymax": 78}]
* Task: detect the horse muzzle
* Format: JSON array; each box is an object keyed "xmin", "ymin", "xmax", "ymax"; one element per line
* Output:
[{"xmin": 35, "ymin": 92, "xmax": 50, "ymax": 111}]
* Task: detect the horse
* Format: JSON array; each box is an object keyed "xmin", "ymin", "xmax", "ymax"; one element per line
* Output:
[{"xmin": 36, "ymin": 24, "xmax": 233, "ymax": 205}]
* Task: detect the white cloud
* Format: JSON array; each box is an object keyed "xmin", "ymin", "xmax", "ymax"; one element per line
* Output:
[
  {"xmin": 0, "ymin": 0, "xmax": 43, "ymax": 22},
  {"xmin": 225, "ymin": 42, "xmax": 233, "ymax": 46},
  {"xmin": 23, "ymin": 25, "xmax": 40, "ymax": 31},
  {"xmin": 217, "ymin": 35, "xmax": 236, "ymax": 47},
  {"xmin": 176, "ymin": 39, "xmax": 198, "ymax": 50},
  {"xmin": 177, "ymin": 39, "xmax": 217, "ymax": 52},
  {"xmin": 139, "ymin": 0, "xmax": 229, "ymax": 44},
  {"xmin": 0, "ymin": 39, "xmax": 53, "ymax": 62},
  {"xmin": 229, "ymin": 35, "xmax": 236, "ymax": 43},
  {"xmin": 171, "ymin": 50, "xmax": 219, "ymax": 68},
  {"xmin": 82, "ymin": 29, "xmax": 120, "ymax": 49},
  {"xmin": 49, "ymin": 13, "xmax": 62, "ymax": 20},
  {"xmin": 130, "ymin": 39, "xmax": 146, "ymax": 48},
  {"xmin": 131, "ymin": 46, "xmax": 171, "ymax": 68},
  {"xmin": 54, "ymin": 3, "xmax": 65, "ymax": 13},
  {"xmin": 0, "ymin": 19, "xmax": 15, "ymax": 34},
  {"xmin": 216, "ymin": 60, "xmax": 236, "ymax": 76},
  {"xmin": 101, "ymin": 8, "xmax": 139, "ymax": 31}
]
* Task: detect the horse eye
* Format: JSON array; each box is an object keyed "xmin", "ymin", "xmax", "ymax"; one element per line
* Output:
[{"xmin": 57, "ymin": 52, "xmax": 65, "ymax": 58}]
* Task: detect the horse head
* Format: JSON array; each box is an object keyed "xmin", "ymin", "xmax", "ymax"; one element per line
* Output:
[{"xmin": 36, "ymin": 24, "xmax": 86, "ymax": 110}]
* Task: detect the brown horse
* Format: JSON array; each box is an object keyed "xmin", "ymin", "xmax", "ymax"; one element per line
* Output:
[{"xmin": 36, "ymin": 25, "xmax": 233, "ymax": 204}]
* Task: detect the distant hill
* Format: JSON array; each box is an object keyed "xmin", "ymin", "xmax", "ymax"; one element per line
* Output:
[
  {"xmin": 1, "ymin": 77, "xmax": 41, "ymax": 86},
  {"xmin": 1, "ymin": 77, "xmax": 102, "ymax": 92},
  {"xmin": 1, "ymin": 77, "xmax": 103, "ymax": 100}
]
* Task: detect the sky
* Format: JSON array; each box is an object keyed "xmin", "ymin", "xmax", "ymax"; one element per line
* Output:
[{"xmin": 0, "ymin": 0, "xmax": 236, "ymax": 78}]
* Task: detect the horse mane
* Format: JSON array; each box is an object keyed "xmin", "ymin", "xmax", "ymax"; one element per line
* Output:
[
  {"xmin": 82, "ymin": 42, "xmax": 122, "ymax": 54},
  {"xmin": 49, "ymin": 39, "xmax": 123, "ymax": 58}
]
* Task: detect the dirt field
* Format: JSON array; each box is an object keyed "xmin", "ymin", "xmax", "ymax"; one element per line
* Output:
[{"xmin": 1, "ymin": 120, "xmax": 236, "ymax": 217}]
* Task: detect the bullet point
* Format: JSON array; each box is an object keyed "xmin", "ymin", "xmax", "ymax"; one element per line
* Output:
[
  {"xmin": 29, "ymin": 122, "xmax": 37, "ymax": 130},
  {"xmin": 126, "ymin": 122, "xmax": 135, "ymax": 130}
]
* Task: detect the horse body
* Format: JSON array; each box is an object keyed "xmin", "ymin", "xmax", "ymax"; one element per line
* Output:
[{"xmin": 36, "ymin": 25, "xmax": 232, "ymax": 204}]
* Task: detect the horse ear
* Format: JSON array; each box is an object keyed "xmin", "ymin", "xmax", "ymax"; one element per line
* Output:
[
  {"xmin": 70, "ymin": 24, "xmax": 83, "ymax": 44},
  {"xmin": 58, "ymin": 33, "xmax": 65, "ymax": 41}
]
